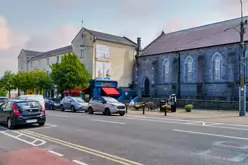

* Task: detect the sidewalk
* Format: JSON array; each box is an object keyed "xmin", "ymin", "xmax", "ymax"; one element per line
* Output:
[
  {"xmin": 0, "ymin": 148, "xmax": 75, "ymax": 165},
  {"xmin": 127, "ymin": 108, "xmax": 248, "ymax": 125}
]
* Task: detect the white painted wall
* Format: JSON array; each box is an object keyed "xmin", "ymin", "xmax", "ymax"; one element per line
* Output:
[
  {"xmin": 28, "ymin": 55, "xmax": 62, "ymax": 73},
  {"xmin": 18, "ymin": 50, "xmax": 28, "ymax": 72}
]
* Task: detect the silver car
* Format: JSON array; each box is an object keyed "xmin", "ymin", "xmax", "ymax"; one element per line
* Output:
[
  {"xmin": 60, "ymin": 96, "xmax": 88, "ymax": 112},
  {"xmin": 88, "ymin": 96, "xmax": 126, "ymax": 116}
]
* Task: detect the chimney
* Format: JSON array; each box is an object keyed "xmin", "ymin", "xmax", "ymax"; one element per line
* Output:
[{"xmin": 137, "ymin": 37, "xmax": 141, "ymax": 56}]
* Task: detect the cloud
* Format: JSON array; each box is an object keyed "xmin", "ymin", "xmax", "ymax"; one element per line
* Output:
[
  {"xmin": 49, "ymin": 0, "xmax": 80, "ymax": 8},
  {"xmin": 162, "ymin": 18, "xmax": 203, "ymax": 34},
  {"xmin": 217, "ymin": 0, "xmax": 248, "ymax": 18},
  {"xmin": 0, "ymin": 16, "xmax": 29, "ymax": 75},
  {"xmin": 0, "ymin": 16, "xmax": 79, "ymax": 75},
  {"xmin": 0, "ymin": 17, "xmax": 11, "ymax": 50},
  {"xmin": 117, "ymin": 0, "xmax": 157, "ymax": 20},
  {"xmin": 25, "ymin": 25, "xmax": 78, "ymax": 51}
]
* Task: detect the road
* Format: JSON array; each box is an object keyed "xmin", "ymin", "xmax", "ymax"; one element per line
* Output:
[{"xmin": 1, "ymin": 110, "xmax": 248, "ymax": 165}]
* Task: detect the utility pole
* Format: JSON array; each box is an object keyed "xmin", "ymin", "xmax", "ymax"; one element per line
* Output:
[{"xmin": 239, "ymin": 0, "xmax": 247, "ymax": 116}]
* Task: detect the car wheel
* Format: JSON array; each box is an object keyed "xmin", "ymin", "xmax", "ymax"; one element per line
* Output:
[
  {"xmin": 71, "ymin": 106, "xmax": 76, "ymax": 113},
  {"xmin": 105, "ymin": 108, "xmax": 111, "ymax": 116},
  {"xmin": 119, "ymin": 112, "xmax": 125, "ymax": 116},
  {"xmin": 60, "ymin": 105, "xmax": 65, "ymax": 111},
  {"xmin": 7, "ymin": 118, "xmax": 14, "ymax": 129},
  {"xmin": 39, "ymin": 122, "xmax": 45, "ymax": 126},
  {"xmin": 88, "ymin": 107, "xmax": 93, "ymax": 114}
]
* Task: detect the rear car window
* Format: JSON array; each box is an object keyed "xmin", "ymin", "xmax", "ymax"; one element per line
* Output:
[{"xmin": 16, "ymin": 101, "xmax": 41, "ymax": 109}]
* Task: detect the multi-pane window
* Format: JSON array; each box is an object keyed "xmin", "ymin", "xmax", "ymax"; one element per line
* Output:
[
  {"xmin": 186, "ymin": 57, "xmax": 193, "ymax": 81},
  {"xmin": 38, "ymin": 60, "xmax": 41, "ymax": 66},
  {"xmin": 47, "ymin": 58, "xmax": 49, "ymax": 65},
  {"xmin": 163, "ymin": 59, "xmax": 170, "ymax": 82},
  {"xmin": 213, "ymin": 54, "xmax": 221, "ymax": 80},
  {"xmin": 80, "ymin": 48, "xmax": 85, "ymax": 59}
]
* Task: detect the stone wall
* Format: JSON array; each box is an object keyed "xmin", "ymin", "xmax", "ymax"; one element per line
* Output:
[
  {"xmin": 136, "ymin": 43, "xmax": 248, "ymax": 101},
  {"xmin": 140, "ymin": 97, "xmax": 241, "ymax": 110}
]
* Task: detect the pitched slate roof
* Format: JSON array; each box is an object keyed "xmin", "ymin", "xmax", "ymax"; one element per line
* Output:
[
  {"xmin": 77, "ymin": 28, "xmax": 137, "ymax": 47},
  {"xmin": 23, "ymin": 50, "xmax": 42, "ymax": 57},
  {"xmin": 29, "ymin": 45, "xmax": 72, "ymax": 61},
  {"xmin": 142, "ymin": 16, "xmax": 248, "ymax": 56}
]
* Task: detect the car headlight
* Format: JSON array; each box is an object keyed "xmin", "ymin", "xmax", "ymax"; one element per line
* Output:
[{"xmin": 110, "ymin": 104, "xmax": 116, "ymax": 108}]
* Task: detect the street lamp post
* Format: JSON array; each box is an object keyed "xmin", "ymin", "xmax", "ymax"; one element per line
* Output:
[{"xmin": 239, "ymin": 0, "xmax": 247, "ymax": 116}]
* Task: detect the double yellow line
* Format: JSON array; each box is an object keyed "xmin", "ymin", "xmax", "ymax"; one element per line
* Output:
[{"xmin": 19, "ymin": 130, "xmax": 143, "ymax": 165}]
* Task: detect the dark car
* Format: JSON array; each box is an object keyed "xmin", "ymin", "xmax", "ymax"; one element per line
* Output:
[
  {"xmin": 0, "ymin": 100, "xmax": 46, "ymax": 129},
  {"xmin": 0, "ymin": 97, "xmax": 8, "ymax": 105},
  {"xmin": 45, "ymin": 98, "xmax": 61, "ymax": 110}
]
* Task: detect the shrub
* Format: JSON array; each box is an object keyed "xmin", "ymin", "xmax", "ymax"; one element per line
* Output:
[{"xmin": 184, "ymin": 104, "xmax": 193, "ymax": 112}]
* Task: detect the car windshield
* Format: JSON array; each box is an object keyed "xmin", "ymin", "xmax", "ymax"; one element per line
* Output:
[
  {"xmin": 49, "ymin": 98, "xmax": 60, "ymax": 103},
  {"xmin": 103, "ymin": 97, "xmax": 119, "ymax": 103},
  {"xmin": 0, "ymin": 98, "xmax": 7, "ymax": 102},
  {"xmin": 72, "ymin": 97, "xmax": 85, "ymax": 103},
  {"xmin": 16, "ymin": 101, "xmax": 41, "ymax": 108}
]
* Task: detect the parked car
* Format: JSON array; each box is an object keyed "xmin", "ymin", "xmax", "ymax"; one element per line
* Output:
[
  {"xmin": 45, "ymin": 98, "xmax": 61, "ymax": 110},
  {"xmin": 0, "ymin": 99, "xmax": 46, "ymax": 129},
  {"xmin": 18, "ymin": 95, "xmax": 45, "ymax": 110},
  {"xmin": 88, "ymin": 96, "xmax": 126, "ymax": 116},
  {"xmin": 0, "ymin": 97, "xmax": 8, "ymax": 105},
  {"xmin": 60, "ymin": 96, "xmax": 88, "ymax": 112}
]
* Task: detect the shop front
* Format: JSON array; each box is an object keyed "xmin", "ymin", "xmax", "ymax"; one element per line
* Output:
[{"xmin": 90, "ymin": 80, "xmax": 120, "ymax": 98}]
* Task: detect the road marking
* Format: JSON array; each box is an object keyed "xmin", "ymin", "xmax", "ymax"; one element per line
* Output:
[
  {"xmin": 124, "ymin": 116, "xmax": 248, "ymax": 131},
  {"xmin": 20, "ymin": 130, "xmax": 143, "ymax": 165},
  {"xmin": 48, "ymin": 150, "xmax": 64, "ymax": 157},
  {"xmin": 45, "ymin": 124, "xmax": 57, "ymax": 127},
  {"xmin": 91, "ymin": 119, "xmax": 126, "ymax": 125},
  {"xmin": 173, "ymin": 129, "xmax": 248, "ymax": 141},
  {"xmin": 48, "ymin": 114, "xmax": 69, "ymax": 118},
  {"xmin": 73, "ymin": 160, "xmax": 89, "ymax": 165},
  {"xmin": 0, "ymin": 127, "xmax": 46, "ymax": 146}
]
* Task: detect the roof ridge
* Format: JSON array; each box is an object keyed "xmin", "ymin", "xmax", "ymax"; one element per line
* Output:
[
  {"xmin": 42, "ymin": 45, "xmax": 72, "ymax": 54},
  {"xmin": 23, "ymin": 49, "xmax": 42, "ymax": 53},
  {"xmin": 87, "ymin": 28, "xmax": 125, "ymax": 38},
  {"xmin": 164, "ymin": 15, "xmax": 248, "ymax": 36}
]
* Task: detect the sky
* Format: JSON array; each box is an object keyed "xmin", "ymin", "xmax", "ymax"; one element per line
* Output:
[{"xmin": 0, "ymin": 0, "xmax": 248, "ymax": 75}]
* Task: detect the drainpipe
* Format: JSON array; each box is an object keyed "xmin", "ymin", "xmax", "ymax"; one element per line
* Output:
[
  {"xmin": 135, "ymin": 37, "xmax": 141, "ymax": 98},
  {"xmin": 176, "ymin": 52, "xmax": 181, "ymax": 99}
]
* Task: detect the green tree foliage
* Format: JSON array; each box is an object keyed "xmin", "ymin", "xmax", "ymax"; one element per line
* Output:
[
  {"xmin": 13, "ymin": 69, "xmax": 53, "ymax": 94},
  {"xmin": 0, "ymin": 70, "xmax": 15, "ymax": 98},
  {"xmin": 50, "ymin": 52, "xmax": 91, "ymax": 94},
  {"xmin": 0, "ymin": 88, "xmax": 7, "ymax": 96},
  {"xmin": 31, "ymin": 68, "xmax": 53, "ymax": 91}
]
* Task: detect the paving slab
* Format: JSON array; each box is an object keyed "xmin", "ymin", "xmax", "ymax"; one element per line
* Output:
[
  {"xmin": 128, "ymin": 109, "xmax": 248, "ymax": 125},
  {"xmin": 0, "ymin": 147, "xmax": 76, "ymax": 165}
]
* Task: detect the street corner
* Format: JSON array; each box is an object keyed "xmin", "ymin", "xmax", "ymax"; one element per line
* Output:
[{"xmin": 0, "ymin": 147, "xmax": 76, "ymax": 165}]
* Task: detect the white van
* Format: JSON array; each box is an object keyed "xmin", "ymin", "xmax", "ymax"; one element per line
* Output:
[{"xmin": 18, "ymin": 95, "xmax": 45, "ymax": 109}]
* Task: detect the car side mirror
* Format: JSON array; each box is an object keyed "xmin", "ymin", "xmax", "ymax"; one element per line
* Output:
[{"xmin": 103, "ymin": 101, "xmax": 107, "ymax": 104}]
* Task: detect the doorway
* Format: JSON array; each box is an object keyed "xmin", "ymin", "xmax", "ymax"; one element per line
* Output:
[{"xmin": 144, "ymin": 78, "xmax": 150, "ymax": 96}]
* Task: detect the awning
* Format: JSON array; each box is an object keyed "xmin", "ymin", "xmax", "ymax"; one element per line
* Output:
[
  {"xmin": 65, "ymin": 88, "xmax": 89, "ymax": 94},
  {"xmin": 102, "ymin": 88, "xmax": 120, "ymax": 97}
]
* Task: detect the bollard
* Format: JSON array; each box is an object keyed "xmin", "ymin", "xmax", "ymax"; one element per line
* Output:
[
  {"xmin": 165, "ymin": 108, "xmax": 167, "ymax": 116},
  {"xmin": 142, "ymin": 106, "xmax": 145, "ymax": 115},
  {"xmin": 125, "ymin": 104, "xmax": 128, "ymax": 113}
]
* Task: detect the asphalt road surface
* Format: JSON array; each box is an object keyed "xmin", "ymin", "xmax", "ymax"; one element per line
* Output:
[{"xmin": 2, "ymin": 110, "xmax": 248, "ymax": 165}]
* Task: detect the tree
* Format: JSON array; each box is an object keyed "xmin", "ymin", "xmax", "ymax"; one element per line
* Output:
[
  {"xmin": 50, "ymin": 52, "xmax": 91, "ymax": 95},
  {"xmin": 0, "ymin": 88, "xmax": 7, "ymax": 96},
  {"xmin": 12, "ymin": 71, "xmax": 32, "ymax": 94},
  {"xmin": 13, "ymin": 69, "xmax": 53, "ymax": 94},
  {"xmin": 0, "ymin": 70, "xmax": 15, "ymax": 98},
  {"xmin": 32, "ymin": 68, "xmax": 53, "ymax": 92}
]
